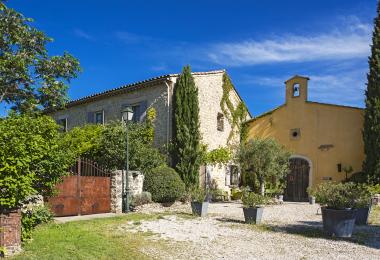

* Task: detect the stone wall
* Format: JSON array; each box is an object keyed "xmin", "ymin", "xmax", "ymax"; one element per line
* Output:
[
  {"xmin": 110, "ymin": 170, "xmax": 144, "ymax": 213},
  {"xmin": 111, "ymin": 170, "xmax": 123, "ymax": 214},
  {"xmin": 0, "ymin": 209, "xmax": 21, "ymax": 257}
]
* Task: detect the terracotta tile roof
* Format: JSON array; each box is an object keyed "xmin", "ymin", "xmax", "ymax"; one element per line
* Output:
[{"xmin": 66, "ymin": 70, "xmax": 226, "ymax": 108}]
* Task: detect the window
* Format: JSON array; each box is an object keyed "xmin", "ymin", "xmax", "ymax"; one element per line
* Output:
[
  {"xmin": 131, "ymin": 105, "xmax": 140, "ymax": 122},
  {"xmin": 290, "ymin": 128, "xmax": 301, "ymax": 140},
  {"xmin": 293, "ymin": 83, "xmax": 300, "ymax": 97},
  {"xmin": 217, "ymin": 113, "xmax": 224, "ymax": 131},
  {"xmin": 230, "ymin": 165, "xmax": 239, "ymax": 186},
  {"xmin": 58, "ymin": 118, "xmax": 67, "ymax": 132},
  {"xmin": 94, "ymin": 110, "xmax": 104, "ymax": 124}
]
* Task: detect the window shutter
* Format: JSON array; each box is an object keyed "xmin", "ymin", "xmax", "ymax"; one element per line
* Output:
[
  {"xmin": 87, "ymin": 112, "xmax": 94, "ymax": 124},
  {"xmin": 139, "ymin": 100, "xmax": 148, "ymax": 122}
]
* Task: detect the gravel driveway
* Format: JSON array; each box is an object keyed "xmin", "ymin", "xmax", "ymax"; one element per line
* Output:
[{"xmin": 125, "ymin": 202, "xmax": 380, "ymax": 260}]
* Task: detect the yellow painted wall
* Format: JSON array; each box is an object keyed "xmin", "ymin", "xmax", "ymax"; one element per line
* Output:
[{"xmin": 247, "ymin": 76, "xmax": 364, "ymax": 187}]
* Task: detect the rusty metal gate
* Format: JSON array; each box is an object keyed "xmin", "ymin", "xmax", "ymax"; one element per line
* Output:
[
  {"xmin": 285, "ymin": 158, "xmax": 310, "ymax": 202},
  {"xmin": 48, "ymin": 158, "xmax": 112, "ymax": 217}
]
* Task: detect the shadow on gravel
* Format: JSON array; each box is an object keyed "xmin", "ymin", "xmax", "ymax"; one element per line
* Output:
[
  {"xmin": 267, "ymin": 221, "xmax": 380, "ymax": 250},
  {"xmin": 215, "ymin": 217, "xmax": 245, "ymax": 224},
  {"xmin": 215, "ymin": 217, "xmax": 380, "ymax": 250}
]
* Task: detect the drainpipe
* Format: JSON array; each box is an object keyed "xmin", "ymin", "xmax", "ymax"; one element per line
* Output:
[{"xmin": 164, "ymin": 80, "xmax": 171, "ymax": 156}]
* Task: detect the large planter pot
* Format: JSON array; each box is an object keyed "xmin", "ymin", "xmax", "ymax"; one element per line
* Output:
[
  {"xmin": 321, "ymin": 207, "xmax": 357, "ymax": 238},
  {"xmin": 355, "ymin": 207, "xmax": 371, "ymax": 225},
  {"xmin": 191, "ymin": 202, "xmax": 209, "ymax": 217},
  {"xmin": 309, "ymin": 196, "xmax": 316, "ymax": 205},
  {"xmin": 243, "ymin": 207, "xmax": 264, "ymax": 224}
]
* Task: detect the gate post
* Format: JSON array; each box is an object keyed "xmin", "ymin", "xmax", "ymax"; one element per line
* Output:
[
  {"xmin": 110, "ymin": 170, "xmax": 123, "ymax": 214},
  {"xmin": 77, "ymin": 158, "xmax": 82, "ymax": 216},
  {"xmin": 0, "ymin": 209, "xmax": 21, "ymax": 257}
]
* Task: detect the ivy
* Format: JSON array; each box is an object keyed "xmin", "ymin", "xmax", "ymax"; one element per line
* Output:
[
  {"xmin": 204, "ymin": 147, "xmax": 232, "ymax": 166},
  {"xmin": 220, "ymin": 73, "xmax": 249, "ymax": 143}
]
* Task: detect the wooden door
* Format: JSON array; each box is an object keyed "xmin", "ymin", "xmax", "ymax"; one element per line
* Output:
[{"xmin": 286, "ymin": 158, "xmax": 310, "ymax": 201}]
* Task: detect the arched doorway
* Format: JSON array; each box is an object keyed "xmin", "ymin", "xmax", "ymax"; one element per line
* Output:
[{"xmin": 285, "ymin": 157, "xmax": 310, "ymax": 201}]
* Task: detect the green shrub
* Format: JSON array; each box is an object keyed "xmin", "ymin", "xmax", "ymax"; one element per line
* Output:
[
  {"xmin": 21, "ymin": 205, "xmax": 53, "ymax": 241},
  {"xmin": 242, "ymin": 192, "xmax": 269, "ymax": 208},
  {"xmin": 143, "ymin": 166, "xmax": 185, "ymax": 203},
  {"xmin": 314, "ymin": 182, "xmax": 377, "ymax": 209},
  {"xmin": 231, "ymin": 188, "xmax": 243, "ymax": 200},
  {"xmin": 130, "ymin": 192, "xmax": 152, "ymax": 208},
  {"xmin": 0, "ymin": 115, "xmax": 76, "ymax": 210},
  {"xmin": 190, "ymin": 186, "xmax": 206, "ymax": 202}
]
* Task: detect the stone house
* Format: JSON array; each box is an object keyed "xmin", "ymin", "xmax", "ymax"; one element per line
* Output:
[
  {"xmin": 246, "ymin": 75, "xmax": 364, "ymax": 201},
  {"xmin": 50, "ymin": 70, "xmax": 251, "ymax": 194}
]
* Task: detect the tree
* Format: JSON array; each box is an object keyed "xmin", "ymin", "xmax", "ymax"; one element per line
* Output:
[
  {"xmin": 62, "ymin": 121, "xmax": 166, "ymax": 174},
  {"xmin": 0, "ymin": 2, "xmax": 80, "ymax": 114},
  {"xmin": 172, "ymin": 65, "xmax": 203, "ymax": 188},
  {"xmin": 0, "ymin": 114, "xmax": 76, "ymax": 210},
  {"xmin": 237, "ymin": 138, "xmax": 290, "ymax": 195},
  {"xmin": 363, "ymin": 2, "xmax": 380, "ymax": 184}
]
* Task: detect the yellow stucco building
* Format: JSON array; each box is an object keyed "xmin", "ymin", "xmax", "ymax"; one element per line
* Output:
[{"xmin": 246, "ymin": 75, "xmax": 364, "ymax": 201}]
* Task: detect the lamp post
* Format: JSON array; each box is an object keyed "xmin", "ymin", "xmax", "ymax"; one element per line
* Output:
[{"xmin": 121, "ymin": 107, "xmax": 134, "ymax": 213}]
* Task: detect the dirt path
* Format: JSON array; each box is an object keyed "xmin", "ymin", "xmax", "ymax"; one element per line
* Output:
[{"xmin": 126, "ymin": 202, "xmax": 380, "ymax": 260}]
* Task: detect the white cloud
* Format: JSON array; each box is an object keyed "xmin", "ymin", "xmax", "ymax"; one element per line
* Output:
[
  {"xmin": 115, "ymin": 31, "xmax": 152, "ymax": 45},
  {"xmin": 73, "ymin": 29, "xmax": 94, "ymax": 41},
  {"xmin": 207, "ymin": 18, "xmax": 371, "ymax": 66}
]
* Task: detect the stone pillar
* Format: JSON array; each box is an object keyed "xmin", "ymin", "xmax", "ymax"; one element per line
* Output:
[
  {"xmin": 128, "ymin": 171, "xmax": 144, "ymax": 196},
  {"xmin": 110, "ymin": 170, "xmax": 123, "ymax": 214},
  {"xmin": 0, "ymin": 209, "xmax": 21, "ymax": 257}
]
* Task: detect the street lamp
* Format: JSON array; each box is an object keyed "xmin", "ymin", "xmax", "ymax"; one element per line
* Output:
[{"xmin": 121, "ymin": 107, "xmax": 134, "ymax": 213}]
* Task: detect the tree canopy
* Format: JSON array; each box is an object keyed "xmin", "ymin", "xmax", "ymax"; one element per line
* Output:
[
  {"xmin": 0, "ymin": 2, "xmax": 80, "ymax": 114},
  {"xmin": 237, "ymin": 138, "xmax": 290, "ymax": 195}
]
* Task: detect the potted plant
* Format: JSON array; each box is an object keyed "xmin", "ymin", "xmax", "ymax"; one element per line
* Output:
[
  {"xmin": 306, "ymin": 187, "xmax": 316, "ymax": 205},
  {"xmin": 314, "ymin": 182, "xmax": 357, "ymax": 238},
  {"xmin": 353, "ymin": 184, "xmax": 373, "ymax": 225},
  {"xmin": 242, "ymin": 191, "xmax": 268, "ymax": 224},
  {"xmin": 190, "ymin": 187, "xmax": 208, "ymax": 217}
]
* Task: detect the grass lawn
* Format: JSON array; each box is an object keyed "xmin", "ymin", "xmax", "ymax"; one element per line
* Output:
[{"xmin": 12, "ymin": 213, "xmax": 169, "ymax": 260}]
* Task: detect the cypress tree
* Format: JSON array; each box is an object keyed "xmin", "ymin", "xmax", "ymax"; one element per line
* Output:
[
  {"xmin": 172, "ymin": 65, "xmax": 202, "ymax": 188},
  {"xmin": 363, "ymin": 2, "xmax": 380, "ymax": 184}
]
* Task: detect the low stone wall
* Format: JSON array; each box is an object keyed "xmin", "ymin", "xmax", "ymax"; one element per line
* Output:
[
  {"xmin": 110, "ymin": 170, "xmax": 144, "ymax": 213},
  {"xmin": 0, "ymin": 209, "xmax": 22, "ymax": 257}
]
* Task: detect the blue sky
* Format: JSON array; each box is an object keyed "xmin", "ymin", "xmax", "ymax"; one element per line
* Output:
[{"xmin": 3, "ymin": 0, "xmax": 377, "ymax": 116}]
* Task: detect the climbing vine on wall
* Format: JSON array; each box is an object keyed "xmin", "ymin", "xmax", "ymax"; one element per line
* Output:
[{"xmin": 220, "ymin": 73, "xmax": 249, "ymax": 144}]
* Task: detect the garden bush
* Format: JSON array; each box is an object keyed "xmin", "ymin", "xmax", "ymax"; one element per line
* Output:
[
  {"xmin": 21, "ymin": 205, "xmax": 53, "ymax": 241},
  {"xmin": 130, "ymin": 192, "xmax": 152, "ymax": 208},
  {"xmin": 143, "ymin": 166, "xmax": 185, "ymax": 203}
]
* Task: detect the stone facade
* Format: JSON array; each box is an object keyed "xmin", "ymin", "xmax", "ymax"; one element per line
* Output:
[
  {"xmin": 0, "ymin": 209, "xmax": 22, "ymax": 257},
  {"xmin": 50, "ymin": 70, "xmax": 251, "ymax": 190},
  {"xmin": 110, "ymin": 170, "xmax": 144, "ymax": 213}
]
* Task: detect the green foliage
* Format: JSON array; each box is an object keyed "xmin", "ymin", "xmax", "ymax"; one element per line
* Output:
[
  {"xmin": 363, "ymin": 2, "xmax": 380, "ymax": 184},
  {"xmin": 21, "ymin": 205, "xmax": 53, "ymax": 241},
  {"xmin": 62, "ymin": 121, "xmax": 166, "ymax": 173},
  {"xmin": 313, "ymin": 182, "xmax": 372, "ymax": 209},
  {"xmin": 0, "ymin": 115, "xmax": 76, "ymax": 210},
  {"xmin": 220, "ymin": 73, "xmax": 249, "ymax": 143},
  {"xmin": 203, "ymin": 147, "xmax": 232, "ymax": 166},
  {"xmin": 130, "ymin": 192, "xmax": 152, "ymax": 208},
  {"xmin": 190, "ymin": 186, "xmax": 207, "ymax": 202},
  {"xmin": 0, "ymin": 3, "xmax": 80, "ymax": 113},
  {"xmin": 172, "ymin": 65, "xmax": 203, "ymax": 188},
  {"xmin": 143, "ymin": 166, "xmax": 186, "ymax": 203},
  {"xmin": 237, "ymin": 138, "xmax": 290, "ymax": 195},
  {"xmin": 231, "ymin": 187, "xmax": 243, "ymax": 200},
  {"xmin": 346, "ymin": 171, "xmax": 368, "ymax": 184},
  {"xmin": 368, "ymin": 184, "xmax": 380, "ymax": 194},
  {"xmin": 242, "ymin": 192, "xmax": 269, "ymax": 208}
]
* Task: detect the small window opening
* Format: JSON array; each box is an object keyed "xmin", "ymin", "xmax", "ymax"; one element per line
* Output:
[
  {"xmin": 290, "ymin": 128, "xmax": 301, "ymax": 140},
  {"xmin": 217, "ymin": 113, "xmax": 224, "ymax": 131},
  {"xmin": 230, "ymin": 165, "xmax": 239, "ymax": 186},
  {"xmin": 293, "ymin": 83, "xmax": 300, "ymax": 97}
]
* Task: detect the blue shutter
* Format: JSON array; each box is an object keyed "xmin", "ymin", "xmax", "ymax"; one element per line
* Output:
[
  {"xmin": 87, "ymin": 112, "xmax": 94, "ymax": 124},
  {"xmin": 139, "ymin": 101, "xmax": 148, "ymax": 122}
]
